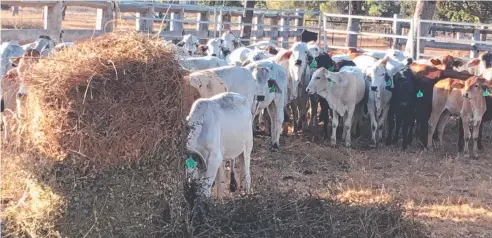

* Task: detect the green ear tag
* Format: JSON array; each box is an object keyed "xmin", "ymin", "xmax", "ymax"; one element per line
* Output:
[
  {"xmin": 186, "ymin": 156, "xmax": 196, "ymax": 169},
  {"xmin": 385, "ymin": 80, "xmax": 392, "ymax": 87},
  {"xmin": 328, "ymin": 65, "xmax": 335, "ymax": 72},
  {"xmin": 329, "ymin": 81, "xmax": 334, "ymax": 88},
  {"xmin": 309, "ymin": 59, "xmax": 317, "ymax": 68},
  {"xmin": 269, "ymin": 87, "xmax": 275, "ymax": 93},
  {"xmin": 483, "ymin": 89, "xmax": 490, "ymax": 97},
  {"xmin": 416, "ymin": 90, "xmax": 423, "ymax": 98}
]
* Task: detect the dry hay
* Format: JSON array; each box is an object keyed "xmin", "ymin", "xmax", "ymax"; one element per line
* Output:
[
  {"xmin": 2, "ymin": 32, "xmax": 189, "ymax": 237},
  {"xmin": 9, "ymin": 32, "xmax": 187, "ymax": 165}
]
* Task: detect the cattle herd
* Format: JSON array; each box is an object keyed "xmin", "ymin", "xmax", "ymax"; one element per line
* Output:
[{"xmin": 1, "ymin": 31, "xmax": 492, "ymax": 199}]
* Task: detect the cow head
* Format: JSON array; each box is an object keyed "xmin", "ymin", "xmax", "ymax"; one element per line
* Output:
[
  {"xmin": 178, "ymin": 34, "xmax": 200, "ymax": 56},
  {"xmin": 277, "ymin": 42, "xmax": 312, "ymax": 99},
  {"xmin": 392, "ymin": 67, "xmax": 415, "ymax": 106},
  {"xmin": 314, "ymin": 52, "xmax": 335, "ymax": 71},
  {"xmin": 306, "ymin": 67, "xmax": 340, "ymax": 100},
  {"xmin": 466, "ymin": 52, "xmax": 492, "ymax": 76},
  {"xmin": 205, "ymin": 38, "xmax": 223, "ymax": 57},
  {"xmin": 461, "ymin": 76, "xmax": 492, "ymax": 100},
  {"xmin": 265, "ymin": 46, "xmax": 279, "ymax": 56},
  {"xmin": 366, "ymin": 56, "xmax": 389, "ymax": 93},
  {"xmin": 221, "ymin": 30, "xmax": 236, "ymax": 53},
  {"xmin": 307, "ymin": 43, "xmax": 321, "ymax": 58}
]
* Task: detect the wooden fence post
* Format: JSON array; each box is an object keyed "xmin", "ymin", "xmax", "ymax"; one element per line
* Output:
[
  {"xmin": 294, "ymin": 9, "xmax": 304, "ymax": 42},
  {"xmin": 280, "ymin": 14, "xmax": 290, "ymax": 48},
  {"xmin": 270, "ymin": 16, "xmax": 279, "ymax": 43},
  {"xmin": 136, "ymin": 7, "xmax": 154, "ymax": 33},
  {"xmin": 222, "ymin": 12, "xmax": 231, "ymax": 30},
  {"xmin": 470, "ymin": 29, "xmax": 480, "ymax": 58},
  {"xmin": 254, "ymin": 14, "xmax": 264, "ymax": 43},
  {"xmin": 196, "ymin": 11, "xmax": 209, "ymax": 32},
  {"xmin": 43, "ymin": 1, "xmax": 62, "ymax": 40},
  {"xmin": 170, "ymin": 9, "xmax": 184, "ymax": 33},
  {"xmin": 481, "ymin": 26, "xmax": 488, "ymax": 42},
  {"xmin": 96, "ymin": 4, "xmax": 114, "ymax": 32},
  {"xmin": 391, "ymin": 14, "xmax": 402, "ymax": 49},
  {"xmin": 216, "ymin": 9, "xmax": 223, "ymax": 34}
]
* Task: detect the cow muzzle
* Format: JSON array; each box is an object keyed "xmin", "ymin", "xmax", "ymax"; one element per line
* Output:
[
  {"xmin": 188, "ymin": 51, "xmax": 193, "ymax": 56},
  {"xmin": 256, "ymin": 95, "xmax": 265, "ymax": 102},
  {"xmin": 463, "ymin": 92, "xmax": 470, "ymax": 98},
  {"xmin": 211, "ymin": 54, "xmax": 217, "ymax": 57},
  {"xmin": 370, "ymin": 86, "xmax": 378, "ymax": 92},
  {"xmin": 295, "ymin": 59, "xmax": 302, "ymax": 66}
]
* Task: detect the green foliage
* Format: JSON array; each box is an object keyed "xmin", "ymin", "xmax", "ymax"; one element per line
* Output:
[
  {"xmin": 436, "ymin": 1, "xmax": 492, "ymax": 23},
  {"xmin": 198, "ymin": 0, "xmax": 243, "ymax": 7}
]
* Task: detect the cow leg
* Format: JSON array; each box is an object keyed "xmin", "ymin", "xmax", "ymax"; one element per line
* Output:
[
  {"xmin": 472, "ymin": 120, "xmax": 481, "ymax": 158},
  {"xmin": 238, "ymin": 150, "xmax": 252, "ymax": 194},
  {"xmin": 309, "ymin": 95, "xmax": 319, "ymax": 129},
  {"xmin": 401, "ymin": 115, "xmax": 412, "ymax": 150},
  {"xmin": 0, "ymin": 98, "xmax": 7, "ymax": 144},
  {"xmin": 344, "ymin": 109, "xmax": 355, "ymax": 148},
  {"xmin": 377, "ymin": 106, "xmax": 390, "ymax": 144},
  {"xmin": 368, "ymin": 107, "xmax": 378, "ymax": 148},
  {"xmin": 436, "ymin": 110, "xmax": 451, "ymax": 147},
  {"xmin": 297, "ymin": 94, "xmax": 309, "ymax": 133},
  {"xmin": 229, "ymin": 159, "xmax": 238, "ymax": 193},
  {"xmin": 282, "ymin": 105, "xmax": 291, "ymax": 135},
  {"xmin": 386, "ymin": 105, "xmax": 395, "ymax": 145},
  {"xmin": 202, "ymin": 153, "xmax": 222, "ymax": 198},
  {"xmin": 268, "ymin": 100, "xmax": 283, "ymax": 151},
  {"xmin": 215, "ymin": 162, "xmax": 226, "ymax": 198},
  {"xmin": 427, "ymin": 108, "xmax": 445, "ymax": 150},
  {"xmin": 330, "ymin": 112, "xmax": 339, "ymax": 146},
  {"xmin": 461, "ymin": 117, "xmax": 471, "ymax": 158},
  {"xmin": 291, "ymin": 101, "xmax": 299, "ymax": 134},
  {"xmin": 477, "ymin": 121, "xmax": 484, "ymax": 150}
]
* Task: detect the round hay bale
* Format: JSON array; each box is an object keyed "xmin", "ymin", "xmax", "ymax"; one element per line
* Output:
[{"xmin": 15, "ymin": 32, "xmax": 187, "ymax": 165}]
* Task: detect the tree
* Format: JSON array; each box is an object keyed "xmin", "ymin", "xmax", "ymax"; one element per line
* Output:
[
  {"xmin": 406, "ymin": 0, "xmax": 437, "ymax": 57},
  {"xmin": 346, "ymin": 0, "xmax": 363, "ymax": 47},
  {"xmin": 241, "ymin": 0, "xmax": 255, "ymax": 45}
]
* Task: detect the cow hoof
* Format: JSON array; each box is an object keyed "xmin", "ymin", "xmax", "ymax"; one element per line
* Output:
[
  {"xmin": 330, "ymin": 140, "xmax": 336, "ymax": 147},
  {"xmin": 345, "ymin": 142, "xmax": 351, "ymax": 148},
  {"xmin": 464, "ymin": 153, "xmax": 470, "ymax": 158},
  {"xmin": 270, "ymin": 143, "xmax": 279, "ymax": 152},
  {"xmin": 369, "ymin": 143, "xmax": 377, "ymax": 149}
]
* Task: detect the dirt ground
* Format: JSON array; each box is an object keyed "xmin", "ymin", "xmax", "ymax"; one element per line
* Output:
[{"xmin": 2, "ymin": 6, "xmax": 492, "ymax": 238}]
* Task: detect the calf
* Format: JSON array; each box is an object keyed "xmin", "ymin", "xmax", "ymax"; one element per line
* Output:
[
  {"xmin": 409, "ymin": 63, "xmax": 473, "ymax": 147},
  {"xmin": 308, "ymin": 52, "xmax": 357, "ymax": 139},
  {"xmin": 465, "ymin": 51, "xmax": 492, "ymax": 76},
  {"xmin": 365, "ymin": 57, "xmax": 392, "ymax": 147},
  {"xmin": 307, "ymin": 66, "xmax": 368, "ymax": 147},
  {"xmin": 386, "ymin": 66, "xmax": 416, "ymax": 149},
  {"xmin": 185, "ymin": 92, "xmax": 252, "ymax": 198},
  {"xmin": 428, "ymin": 77, "xmax": 490, "ymax": 157}
]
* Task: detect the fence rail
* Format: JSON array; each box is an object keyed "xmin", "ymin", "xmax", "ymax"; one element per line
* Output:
[{"xmin": 1, "ymin": 0, "xmax": 491, "ymax": 60}]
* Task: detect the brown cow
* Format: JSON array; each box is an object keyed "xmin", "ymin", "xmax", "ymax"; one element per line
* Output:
[
  {"xmin": 427, "ymin": 76, "xmax": 490, "ymax": 157},
  {"xmin": 418, "ymin": 55, "xmax": 464, "ymax": 71}
]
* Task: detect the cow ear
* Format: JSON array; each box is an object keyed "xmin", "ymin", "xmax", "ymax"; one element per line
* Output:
[
  {"xmin": 450, "ymin": 81, "xmax": 465, "ymax": 89},
  {"xmin": 453, "ymin": 60, "xmax": 464, "ymax": 68},
  {"xmin": 176, "ymin": 41, "xmax": 185, "ymax": 47},
  {"xmin": 266, "ymin": 46, "xmax": 278, "ymax": 55},
  {"xmin": 267, "ymin": 79, "xmax": 282, "ymax": 93},
  {"xmin": 276, "ymin": 50, "xmax": 292, "ymax": 62},
  {"xmin": 466, "ymin": 58, "xmax": 481, "ymax": 68},
  {"xmin": 241, "ymin": 60, "xmax": 251, "ymax": 67},
  {"xmin": 219, "ymin": 39, "xmax": 224, "ymax": 45},
  {"xmin": 429, "ymin": 58, "xmax": 442, "ymax": 66}
]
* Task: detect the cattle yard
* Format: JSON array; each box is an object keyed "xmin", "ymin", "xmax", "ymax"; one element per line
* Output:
[{"xmin": 2, "ymin": 2, "xmax": 492, "ymax": 238}]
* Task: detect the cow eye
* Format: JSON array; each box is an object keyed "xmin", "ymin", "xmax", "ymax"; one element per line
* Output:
[
  {"xmin": 316, "ymin": 77, "xmax": 321, "ymax": 80},
  {"xmin": 475, "ymin": 84, "xmax": 479, "ymax": 87}
]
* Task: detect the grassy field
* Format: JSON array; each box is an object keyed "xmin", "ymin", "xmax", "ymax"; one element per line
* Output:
[{"xmin": 2, "ymin": 6, "xmax": 492, "ymax": 238}]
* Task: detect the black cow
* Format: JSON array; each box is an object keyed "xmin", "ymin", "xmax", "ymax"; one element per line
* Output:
[
  {"xmin": 386, "ymin": 66, "xmax": 416, "ymax": 149},
  {"xmin": 301, "ymin": 30, "xmax": 318, "ymax": 43}
]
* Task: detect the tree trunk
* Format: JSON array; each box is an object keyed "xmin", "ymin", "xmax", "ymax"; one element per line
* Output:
[
  {"xmin": 407, "ymin": 0, "xmax": 437, "ymax": 58},
  {"xmin": 345, "ymin": 0, "xmax": 362, "ymax": 47},
  {"xmin": 241, "ymin": 0, "xmax": 255, "ymax": 46}
]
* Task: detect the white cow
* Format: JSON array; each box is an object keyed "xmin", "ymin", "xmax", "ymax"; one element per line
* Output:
[
  {"xmin": 307, "ymin": 41, "xmax": 322, "ymax": 58},
  {"xmin": 205, "ymin": 65, "xmax": 274, "ymax": 116},
  {"xmin": 180, "ymin": 56, "xmax": 228, "ymax": 71},
  {"xmin": 275, "ymin": 42, "xmax": 313, "ymax": 133},
  {"xmin": 0, "ymin": 42, "xmax": 24, "ymax": 79},
  {"xmin": 244, "ymin": 59, "xmax": 287, "ymax": 150},
  {"xmin": 177, "ymin": 34, "xmax": 200, "ymax": 56},
  {"xmin": 227, "ymin": 47, "xmax": 270, "ymax": 67},
  {"xmin": 465, "ymin": 52, "xmax": 492, "ymax": 77},
  {"xmin": 306, "ymin": 66, "xmax": 368, "ymax": 147},
  {"xmin": 365, "ymin": 57, "xmax": 392, "ymax": 147},
  {"xmin": 21, "ymin": 36, "xmax": 53, "ymax": 57},
  {"xmin": 185, "ymin": 92, "xmax": 253, "ymax": 198},
  {"xmin": 220, "ymin": 31, "xmax": 239, "ymax": 56}
]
